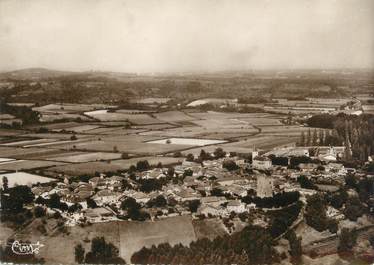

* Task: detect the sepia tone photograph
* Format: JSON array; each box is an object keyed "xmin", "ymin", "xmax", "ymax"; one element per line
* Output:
[{"xmin": 0, "ymin": 0, "xmax": 373, "ymax": 264}]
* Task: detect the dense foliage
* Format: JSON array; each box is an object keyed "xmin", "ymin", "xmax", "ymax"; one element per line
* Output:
[
  {"xmin": 286, "ymin": 230, "xmax": 302, "ymax": 264},
  {"xmin": 242, "ymin": 191, "xmax": 300, "ymax": 209},
  {"xmin": 304, "ymin": 193, "xmax": 328, "ymax": 232},
  {"xmin": 0, "ymin": 100, "xmax": 40, "ymax": 125},
  {"xmin": 222, "ymin": 160, "xmax": 239, "ymax": 171},
  {"xmin": 305, "ymin": 114, "xmax": 374, "ymax": 161},
  {"xmin": 267, "ymin": 201, "xmax": 303, "ymax": 238},
  {"xmin": 297, "ymin": 175, "xmax": 317, "ymax": 190},
  {"xmin": 120, "ymin": 197, "xmax": 150, "ymax": 221},
  {"xmin": 0, "ymin": 184, "xmax": 34, "ymax": 224},
  {"xmin": 131, "ymin": 225, "xmax": 279, "ymax": 265},
  {"xmin": 338, "ymin": 228, "xmax": 357, "ymax": 257},
  {"xmin": 75, "ymin": 237, "xmax": 126, "ymax": 264}
]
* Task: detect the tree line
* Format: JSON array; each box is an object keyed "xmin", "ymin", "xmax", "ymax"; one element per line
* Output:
[{"xmin": 302, "ymin": 113, "xmax": 374, "ymax": 161}]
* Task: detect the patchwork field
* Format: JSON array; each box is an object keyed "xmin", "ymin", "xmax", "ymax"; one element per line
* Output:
[
  {"xmin": 43, "ymin": 151, "xmax": 122, "ymax": 163},
  {"xmin": 84, "ymin": 127, "xmax": 147, "ymax": 135},
  {"xmin": 147, "ymin": 137, "xmax": 227, "ymax": 146},
  {"xmin": 39, "ymin": 113, "xmax": 92, "ymax": 122},
  {"xmin": 0, "ymin": 138, "xmax": 57, "ymax": 147},
  {"xmin": 132, "ymin": 97, "xmax": 171, "ymax": 104},
  {"xmin": 0, "ymin": 129, "xmax": 28, "ymax": 136},
  {"xmin": 0, "ymin": 159, "xmax": 67, "ymax": 171},
  {"xmin": 154, "ymin": 111, "xmax": 196, "ymax": 123},
  {"xmin": 181, "ymin": 145, "xmax": 254, "ymax": 156},
  {"xmin": 84, "ymin": 110, "xmax": 163, "ymax": 124},
  {"xmin": 0, "ymin": 147, "xmax": 72, "ymax": 159},
  {"xmin": 0, "ymin": 107, "xmax": 310, "ymax": 175},
  {"xmin": 58, "ymin": 124, "xmax": 102, "ymax": 133},
  {"xmin": 47, "ymin": 156, "xmax": 183, "ymax": 176},
  {"xmin": 32, "ymin": 103, "xmax": 116, "ymax": 113},
  {"xmin": 45, "ymin": 135, "xmax": 193, "ymax": 155},
  {"xmin": 224, "ymin": 135, "xmax": 298, "ymax": 150},
  {"xmin": 0, "ymin": 171, "xmax": 55, "ymax": 187},
  {"xmin": 45, "ymin": 161, "xmax": 124, "ymax": 176}
]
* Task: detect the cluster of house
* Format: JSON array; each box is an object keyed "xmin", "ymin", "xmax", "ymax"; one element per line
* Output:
[{"xmin": 30, "ymin": 145, "xmax": 354, "ymax": 226}]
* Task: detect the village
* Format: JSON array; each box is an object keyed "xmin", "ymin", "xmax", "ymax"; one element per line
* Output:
[
  {"xmin": 1, "ymin": 92, "xmax": 373, "ymax": 264},
  {"xmin": 24, "ymin": 143, "xmax": 369, "ymax": 231}
]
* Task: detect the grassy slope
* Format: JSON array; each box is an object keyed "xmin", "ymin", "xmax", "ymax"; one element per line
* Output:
[{"xmin": 6, "ymin": 216, "xmax": 228, "ymax": 264}]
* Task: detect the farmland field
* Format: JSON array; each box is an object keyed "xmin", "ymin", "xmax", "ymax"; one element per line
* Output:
[
  {"xmin": 85, "ymin": 110, "xmax": 163, "ymax": 124},
  {"xmin": 116, "ymin": 109, "xmax": 155, "ymax": 114},
  {"xmin": 32, "ymin": 121, "xmax": 80, "ymax": 131},
  {"xmin": 0, "ymin": 159, "xmax": 67, "ymax": 171},
  {"xmin": 139, "ymin": 126, "xmax": 209, "ymax": 138},
  {"xmin": 0, "ymin": 158, "xmax": 16, "ymax": 163},
  {"xmin": 46, "ymin": 135, "xmax": 193, "ymax": 155},
  {"xmin": 118, "ymin": 216, "xmax": 196, "ymax": 262},
  {"xmin": 187, "ymin": 98, "xmax": 237, "ymax": 107},
  {"xmin": 47, "ymin": 156, "xmax": 183, "ymax": 176},
  {"xmin": 0, "ymin": 138, "xmax": 57, "ymax": 147},
  {"xmin": 224, "ymin": 135, "xmax": 298, "ymax": 150},
  {"xmin": 132, "ymin": 97, "xmax": 171, "ymax": 104},
  {"xmin": 46, "ymin": 161, "xmax": 124, "ymax": 176},
  {"xmin": 154, "ymin": 111, "xmax": 196, "ymax": 123},
  {"xmin": 58, "ymin": 124, "xmax": 102, "ymax": 133},
  {"xmin": 147, "ymin": 137, "xmax": 227, "ymax": 146},
  {"xmin": 0, "ymin": 107, "xmax": 322, "ymax": 176},
  {"xmin": 192, "ymin": 218, "xmax": 227, "ymax": 240},
  {"xmin": 32, "ymin": 103, "xmax": 116, "ymax": 113},
  {"xmin": 85, "ymin": 127, "xmax": 147, "ymax": 135},
  {"xmin": 39, "ymin": 113, "xmax": 92, "ymax": 122},
  {"xmin": 0, "ymin": 171, "xmax": 55, "ymax": 187},
  {"xmin": 0, "ymin": 129, "xmax": 28, "ymax": 136},
  {"xmin": 0, "ymin": 146, "xmax": 73, "ymax": 159},
  {"xmin": 110, "ymin": 156, "xmax": 184, "ymax": 167},
  {"xmin": 44, "ymin": 151, "xmax": 122, "ymax": 163}
]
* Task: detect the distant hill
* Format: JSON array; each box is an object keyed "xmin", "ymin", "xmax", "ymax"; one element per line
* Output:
[
  {"xmin": 0, "ymin": 68, "xmax": 372, "ymax": 105},
  {"xmin": 0, "ymin": 68, "xmax": 75, "ymax": 80}
]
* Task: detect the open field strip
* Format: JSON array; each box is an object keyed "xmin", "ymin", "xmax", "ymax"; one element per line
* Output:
[
  {"xmin": 0, "ymin": 138, "xmax": 56, "ymax": 147},
  {"xmin": 46, "ymin": 156, "xmax": 183, "ymax": 176},
  {"xmin": 146, "ymin": 137, "xmax": 227, "ymax": 146},
  {"xmin": 0, "ymin": 159, "xmax": 67, "ymax": 171},
  {"xmin": 0, "ymin": 158, "xmax": 16, "ymax": 163},
  {"xmin": 44, "ymin": 151, "xmax": 122, "ymax": 163},
  {"xmin": 0, "ymin": 171, "xmax": 55, "ymax": 188}
]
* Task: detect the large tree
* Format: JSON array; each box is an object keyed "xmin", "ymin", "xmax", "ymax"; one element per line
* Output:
[
  {"xmin": 343, "ymin": 196, "xmax": 364, "ymax": 221},
  {"xmin": 304, "ymin": 194, "xmax": 328, "ymax": 232},
  {"xmin": 338, "ymin": 228, "xmax": 357, "ymax": 257},
  {"xmin": 83, "ymin": 237, "xmax": 126, "ymax": 264},
  {"xmin": 74, "ymin": 244, "xmax": 85, "ymax": 264}
]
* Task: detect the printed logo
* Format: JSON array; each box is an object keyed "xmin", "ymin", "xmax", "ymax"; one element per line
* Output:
[{"xmin": 11, "ymin": 240, "xmax": 44, "ymax": 255}]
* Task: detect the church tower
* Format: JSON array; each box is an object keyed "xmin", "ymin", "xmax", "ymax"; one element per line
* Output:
[{"xmin": 256, "ymin": 174, "xmax": 273, "ymax": 198}]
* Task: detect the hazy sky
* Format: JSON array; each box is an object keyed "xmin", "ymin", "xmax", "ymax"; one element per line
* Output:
[{"xmin": 0, "ymin": 0, "xmax": 373, "ymax": 73}]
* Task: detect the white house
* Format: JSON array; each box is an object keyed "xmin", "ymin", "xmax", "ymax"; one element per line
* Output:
[
  {"xmin": 252, "ymin": 156, "xmax": 272, "ymax": 170},
  {"xmin": 130, "ymin": 191, "xmax": 150, "ymax": 204},
  {"xmin": 226, "ymin": 200, "xmax": 246, "ymax": 213},
  {"xmin": 92, "ymin": 189, "xmax": 120, "ymax": 205},
  {"xmin": 201, "ymin": 196, "xmax": 227, "ymax": 207},
  {"xmin": 198, "ymin": 205, "xmax": 225, "ymax": 217}
]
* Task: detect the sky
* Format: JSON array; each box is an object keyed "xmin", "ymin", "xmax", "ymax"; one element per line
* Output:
[{"xmin": 0, "ymin": 0, "xmax": 373, "ymax": 73}]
